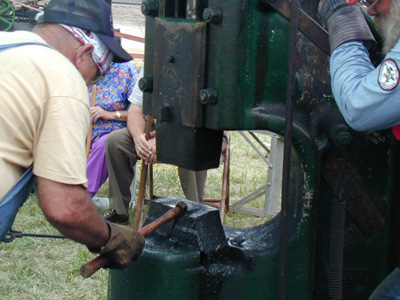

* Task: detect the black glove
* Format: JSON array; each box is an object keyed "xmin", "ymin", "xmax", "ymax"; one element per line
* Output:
[
  {"xmin": 89, "ymin": 221, "xmax": 145, "ymax": 269},
  {"xmin": 318, "ymin": 0, "xmax": 375, "ymax": 53}
]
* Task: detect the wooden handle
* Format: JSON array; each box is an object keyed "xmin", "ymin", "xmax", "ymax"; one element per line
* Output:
[
  {"xmin": 137, "ymin": 206, "xmax": 181, "ymax": 237},
  {"xmin": 86, "ymin": 85, "xmax": 97, "ymax": 158},
  {"xmin": 80, "ymin": 255, "xmax": 109, "ymax": 279},
  {"xmin": 80, "ymin": 202, "xmax": 185, "ymax": 278},
  {"xmin": 133, "ymin": 115, "xmax": 154, "ymax": 231}
]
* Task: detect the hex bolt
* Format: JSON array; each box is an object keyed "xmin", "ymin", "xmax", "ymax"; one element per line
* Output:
[
  {"xmin": 203, "ymin": 6, "xmax": 222, "ymax": 24},
  {"xmin": 166, "ymin": 55, "xmax": 174, "ymax": 63},
  {"xmin": 199, "ymin": 88, "xmax": 218, "ymax": 105},
  {"xmin": 333, "ymin": 131, "xmax": 352, "ymax": 149},
  {"xmin": 141, "ymin": 0, "xmax": 158, "ymax": 17},
  {"xmin": 139, "ymin": 76, "xmax": 153, "ymax": 93},
  {"xmin": 330, "ymin": 125, "xmax": 352, "ymax": 149}
]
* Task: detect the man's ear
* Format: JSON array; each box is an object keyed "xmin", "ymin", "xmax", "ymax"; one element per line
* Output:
[{"xmin": 74, "ymin": 44, "xmax": 94, "ymax": 70}]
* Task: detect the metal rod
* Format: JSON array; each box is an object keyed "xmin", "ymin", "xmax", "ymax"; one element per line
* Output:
[
  {"xmin": 248, "ymin": 131, "xmax": 271, "ymax": 155},
  {"xmin": 3, "ymin": 230, "xmax": 65, "ymax": 243},
  {"xmin": 278, "ymin": 0, "xmax": 299, "ymax": 298}
]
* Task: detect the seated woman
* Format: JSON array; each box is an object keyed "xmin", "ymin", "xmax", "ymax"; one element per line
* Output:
[{"xmin": 87, "ymin": 61, "xmax": 139, "ymax": 197}]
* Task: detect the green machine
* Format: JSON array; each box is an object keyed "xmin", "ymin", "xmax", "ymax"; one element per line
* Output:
[
  {"xmin": 0, "ymin": 0, "xmax": 15, "ymax": 31},
  {"xmin": 108, "ymin": 0, "xmax": 400, "ymax": 299}
]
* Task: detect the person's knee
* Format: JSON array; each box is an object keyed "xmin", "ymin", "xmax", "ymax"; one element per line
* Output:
[{"xmin": 105, "ymin": 130, "xmax": 122, "ymax": 153}]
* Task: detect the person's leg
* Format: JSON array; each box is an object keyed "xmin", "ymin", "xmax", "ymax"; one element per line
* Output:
[
  {"xmin": 178, "ymin": 168, "xmax": 207, "ymax": 203},
  {"xmin": 86, "ymin": 133, "xmax": 110, "ymax": 197},
  {"xmin": 105, "ymin": 128, "xmax": 137, "ymax": 215},
  {"xmin": 194, "ymin": 170, "xmax": 207, "ymax": 202},
  {"xmin": 370, "ymin": 268, "xmax": 400, "ymax": 300}
]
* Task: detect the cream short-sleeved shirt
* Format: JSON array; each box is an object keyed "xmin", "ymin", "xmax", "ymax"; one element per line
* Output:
[{"xmin": 0, "ymin": 31, "xmax": 90, "ymax": 200}]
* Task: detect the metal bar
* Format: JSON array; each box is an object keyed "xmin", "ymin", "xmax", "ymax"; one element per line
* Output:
[
  {"xmin": 264, "ymin": 135, "xmax": 284, "ymax": 216},
  {"xmin": 3, "ymin": 230, "xmax": 65, "ymax": 243},
  {"xmin": 114, "ymin": 31, "xmax": 145, "ymax": 43},
  {"xmin": 220, "ymin": 133, "xmax": 231, "ymax": 218},
  {"xmin": 16, "ymin": 232, "xmax": 65, "ymax": 238},
  {"xmin": 238, "ymin": 131, "xmax": 273, "ymax": 167},
  {"xmin": 279, "ymin": 0, "xmax": 299, "ymax": 297},
  {"xmin": 229, "ymin": 206, "xmax": 268, "ymax": 218},
  {"xmin": 230, "ymin": 185, "xmax": 268, "ymax": 209},
  {"xmin": 10, "ymin": 0, "xmax": 42, "ymax": 12},
  {"xmin": 248, "ymin": 131, "xmax": 271, "ymax": 155}
]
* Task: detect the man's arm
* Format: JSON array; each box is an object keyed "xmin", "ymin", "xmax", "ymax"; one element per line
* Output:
[
  {"xmin": 37, "ymin": 177, "xmax": 109, "ymax": 248},
  {"xmin": 37, "ymin": 177, "xmax": 145, "ymax": 268},
  {"xmin": 331, "ymin": 41, "xmax": 400, "ymax": 131}
]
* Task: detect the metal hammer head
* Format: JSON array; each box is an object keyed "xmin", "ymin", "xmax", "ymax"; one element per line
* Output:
[{"xmin": 171, "ymin": 201, "xmax": 187, "ymax": 230}]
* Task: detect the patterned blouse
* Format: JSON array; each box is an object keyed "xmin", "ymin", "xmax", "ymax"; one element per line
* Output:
[{"xmin": 89, "ymin": 62, "xmax": 138, "ymax": 142}]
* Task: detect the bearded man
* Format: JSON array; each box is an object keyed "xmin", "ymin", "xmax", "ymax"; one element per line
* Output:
[
  {"xmin": 318, "ymin": 0, "xmax": 400, "ymax": 298},
  {"xmin": 318, "ymin": 0, "xmax": 400, "ymax": 135}
]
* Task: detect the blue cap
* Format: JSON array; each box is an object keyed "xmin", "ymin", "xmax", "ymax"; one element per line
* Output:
[{"xmin": 39, "ymin": 0, "xmax": 132, "ymax": 62}]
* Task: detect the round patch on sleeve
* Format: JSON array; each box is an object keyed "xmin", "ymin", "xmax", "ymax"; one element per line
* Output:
[{"xmin": 378, "ymin": 59, "xmax": 400, "ymax": 91}]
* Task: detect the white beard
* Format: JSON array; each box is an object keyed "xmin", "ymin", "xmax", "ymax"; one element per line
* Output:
[{"xmin": 377, "ymin": 1, "xmax": 400, "ymax": 55}]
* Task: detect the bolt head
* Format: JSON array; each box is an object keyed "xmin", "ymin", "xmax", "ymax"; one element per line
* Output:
[
  {"xmin": 141, "ymin": 1, "xmax": 158, "ymax": 16},
  {"xmin": 139, "ymin": 76, "xmax": 153, "ymax": 92},
  {"xmin": 203, "ymin": 6, "xmax": 222, "ymax": 24}
]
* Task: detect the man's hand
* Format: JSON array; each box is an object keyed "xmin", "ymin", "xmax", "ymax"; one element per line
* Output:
[
  {"xmin": 317, "ymin": 0, "xmax": 375, "ymax": 53},
  {"xmin": 145, "ymin": 133, "xmax": 157, "ymax": 164},
  {"xmin": 90, "ymin": 221, "xmax": 145, "ymax": 269},
  {"xmin": 134, "ymin": 131, "xmax": 155, "ymax": 160},
  {"xmin": 318, "ymin": 0, "xmax": 347, "ymax": 25}
]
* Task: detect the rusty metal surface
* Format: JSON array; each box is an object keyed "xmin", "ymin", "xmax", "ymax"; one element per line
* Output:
[
  {"xmin": 152, "ymin": 17, "xmax": 206, "ymax": 128},
  {"xmin": 322, "ymin": 153, "xmax": 386, "ymax": 237},
  {"xmin": 259, "ymin": 0, "xmax": 330, "ymax": 55}
]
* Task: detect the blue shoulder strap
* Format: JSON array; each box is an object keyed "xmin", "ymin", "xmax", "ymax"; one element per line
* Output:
[
  {"xmin": 0, "ymin": 166, "xmax": 37, "ymax": 242},
  {"xmin": 0, "ymin": 42, "xmax": 55, "ymax": 53}
]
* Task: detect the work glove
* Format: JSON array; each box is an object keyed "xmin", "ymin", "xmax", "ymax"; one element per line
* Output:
[
  {"xmin": 318, "ymin": 0, "xmax": 375, "ymax": 53},
  {"xmin": 89, "ymin": 221, "xmax": 145, "ymax": 269}
]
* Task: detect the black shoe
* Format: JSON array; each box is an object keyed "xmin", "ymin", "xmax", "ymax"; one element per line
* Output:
[{"xmin": 102, "ymin": 209, "xmax": 129, "ymax": 225}]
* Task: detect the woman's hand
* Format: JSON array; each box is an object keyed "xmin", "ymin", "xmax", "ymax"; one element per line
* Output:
[
  {"xmin": 91, "ymin": 106, "xmax": 127, "ymax": 123},
  {"xmin": 90, "ymin": 106, "xmax": 108, "ymax": 123}
]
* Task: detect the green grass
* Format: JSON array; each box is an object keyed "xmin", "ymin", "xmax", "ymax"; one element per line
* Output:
[{"xmin": 0, "ymin": 131, "xmax": 280, "ymax": 299}]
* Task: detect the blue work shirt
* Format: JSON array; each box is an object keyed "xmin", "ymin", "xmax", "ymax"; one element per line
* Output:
[{"xmin": 330, "ymin": 39, "xmax": 400, "ymax": 131}]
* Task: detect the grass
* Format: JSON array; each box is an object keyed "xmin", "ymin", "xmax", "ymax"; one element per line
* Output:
[{"xmin": 0, "ymin": 131, "xmax": 280, "ymax": 299}]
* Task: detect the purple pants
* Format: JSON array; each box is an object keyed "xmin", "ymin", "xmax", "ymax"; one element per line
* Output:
[{"xmin": 87, "ymin": 133, "xmax": 110, "ymax": 197}]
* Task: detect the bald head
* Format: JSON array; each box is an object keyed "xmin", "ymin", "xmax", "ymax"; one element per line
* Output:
[
  {"xmin": 33, "ymin": 23, "xmax": 81, "ymax": 61},
  {"xmin": 33, "ymin": 23, "xmax": 97, "ymax": 86}
]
